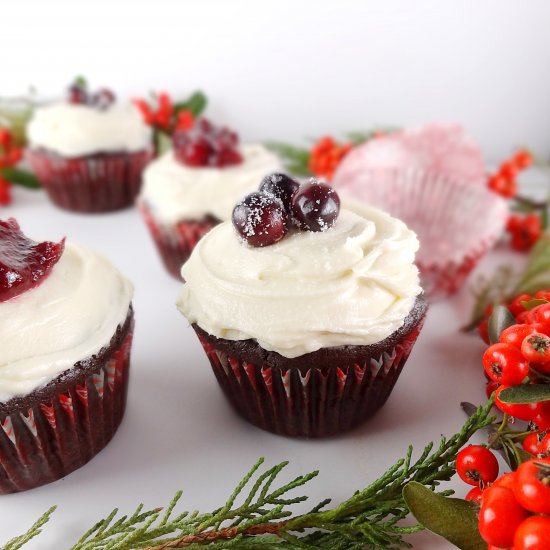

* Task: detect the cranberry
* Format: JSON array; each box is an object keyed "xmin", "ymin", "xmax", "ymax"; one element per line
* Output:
[
  {"xmin": 172, "ymin": 118, "xmax": 242, "ymax": 168},
  {"xmin": 232, "ymin": 192, "xmax": 287, "ymax": 247},
  {"xmin": 67, "ymin": 84, "xmax": 88, "ymax": 104},
  {"xmin": 91, "ymin": 88, "xmax": 116, "ymax": 110},
  {"xmin": 259, "ymin": 173, "xmax": 300, "ymax": 214},
  {"xmin": 291, "ymin": 180, "xmax": 340, "ymax": 231},
  {"xmin": 0, "ymin": 219, "xmax": 65, "ymax": 302}
]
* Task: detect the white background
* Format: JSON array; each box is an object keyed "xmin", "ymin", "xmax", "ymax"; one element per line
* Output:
[
  {"xmin": 3, "ymin": 0, "xmax": 550, "ymax": 162},
  {"xmin": 1, "ymin": 1, "xmax": 548, "ymax": 548}
]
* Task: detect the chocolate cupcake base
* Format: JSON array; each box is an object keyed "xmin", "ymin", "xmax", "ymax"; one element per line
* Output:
[
  {"xmin": 0, "ymin": 308, "xmax": 134, "ymax": 494},
  {"xmin": 140, "ymin": 201, "xmax": 219, "ymax": 280},
  {"xmin": 193, "ymin": 296, "xmax": 427, "ymax": 438},
  {"xmin": 28, "ymin": 149, "xmax": 153, "ymax": 213}
]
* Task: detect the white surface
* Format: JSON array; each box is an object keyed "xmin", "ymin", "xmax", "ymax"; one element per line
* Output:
[
  {"xmin": 2, "ymin": 0, "xmax": 550, "ymax": 162},
  {"xmin": 0, "ymin": 186, "xmax": 507, "ymax": 548}
]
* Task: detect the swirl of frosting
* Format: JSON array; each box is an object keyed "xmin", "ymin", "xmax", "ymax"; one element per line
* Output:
[
  {"xmin": 27, "ymin": 103, "xmax": 152, "ymax": 156},
  {"xmin": 0, "ymin": 243, "xmax": 133, "ymax": 402},
  {"xmin": 139, "ymin": 144, "xmax": 281, "ymax": 223},
  {"xmin": 177, "ymin": 201, "xmax": 422, "ymax": 358}
]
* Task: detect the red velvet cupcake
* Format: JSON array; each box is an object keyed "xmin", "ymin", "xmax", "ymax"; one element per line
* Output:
[
  {"xmin": 0, "ymin": 219, "xmax": 134, "ymax": 493},
  {"xmin": 138, "ymin": 118, "xmax": 281, "ymax": 279},
  {"xmin": 177, "ymin": 178, "xmax": 427, "ymax": 437},
  {"xmin": 26, "ymin": 82, "xmax": 153, "ymax": 213}
]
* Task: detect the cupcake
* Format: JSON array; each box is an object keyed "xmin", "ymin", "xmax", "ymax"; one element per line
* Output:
[
  {"xmin": 0, "ymin": 219, "xmax": 134, "ymax": 493},
  {"xmin": 27, "ymin": 81, "xmax": 153, "ymax": 213},
  {"xmin": 177, "ymin": 176, "xmax": 427, "ymax": 437},
  {"xmin": 138, "ymin": 117, "xmax": 281, "ymax": 279}
]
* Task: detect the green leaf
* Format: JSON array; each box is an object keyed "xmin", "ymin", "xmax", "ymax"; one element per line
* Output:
[
  {"xmin": 73, "ymin": 75, "xmax": 88, "ymax": 89},
  {"xmin": 488, "ymin": 305, "xmax": 516, "ymax": 344},
  {"xmin": 173, "ymin": 90, "xmax": 207, "ymax": 117},
  {"xmin": 513, "ymin": 234, "xmax": 550, "ymax": 295},
  {"xmin": 499, "ymin": 384, "xmax": 550, "ymax": 404},
  {"xmin": 1, "ymin": 167, "xmax": 41, "ymax": 189},
  {"xmin": 403, "ymin": 482, "xmax": 485, "ymax": 550},
  {"xmin": 521, "ymin": 298, "xmax": 549, "ymax": 310},
  {"xmin": 264, "ymin": 141, "xmax": 311, "ymax": 163}
]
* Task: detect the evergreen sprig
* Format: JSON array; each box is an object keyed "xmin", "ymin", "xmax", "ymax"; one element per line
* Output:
[
  {"xmin": 1, "ymin": 401, "xmax": 494, "ymax": 550},
  {"xmin": 2, "ymin": 507, "xmax": 56, "ymax": 550}
]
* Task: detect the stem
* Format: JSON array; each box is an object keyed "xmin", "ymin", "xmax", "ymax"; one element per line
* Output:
[{"xmin": 515, "ymin": 195, "xmax": 548, "ymax": 210}]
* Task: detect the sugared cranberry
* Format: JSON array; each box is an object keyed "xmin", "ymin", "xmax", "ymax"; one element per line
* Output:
[
  {"xmin": 232, "ymin": 192, "xmax": 287, "ymax": 247},
  {"xmin": 67, "ymin": 85, "xmax": 88, "ymax": 104},
  {"xmin": 259, "ymin": 173, "xmax": 300, "ymax": 214},
  {"xmin": 91, "ymin": 88, "xmax": 116, "ymax": 110},
  {"xmin": 291, "ymin": 180, "xmax": 340, "ymax": 232},
  {"xmin": 0, "ymin": 219, "xmax": 65, "ymax": 303},
  {"xmin": 172, "ymin": 117, "xmax": 243, "ymax": 168}
]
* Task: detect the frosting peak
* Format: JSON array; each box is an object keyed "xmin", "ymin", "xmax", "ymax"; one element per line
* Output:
[
  {"xmin": 177, "ymin": 202, "xmax": 422, "ymax": 358},
  {"xmin": 27, "ymin": 102, "xmax": 152, "ymax": 156}
]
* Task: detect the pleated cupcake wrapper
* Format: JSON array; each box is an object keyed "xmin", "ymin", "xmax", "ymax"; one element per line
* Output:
[
  {"xmin": 0, "ymin": 328, "xmax": 133, "ymax": 494},
  {"xmin": 195, "ymin": 320, "xmax": 424, "ymax": 438},
  {"xmin": 339, "ymin": 168, "xmax": 508, "ymax": 300},
  {"xmin": 139, "ymin": 201, "xmax": 218, "ymax": 280},
  {"xmin": 27, "ymin": 149, "xmax": 153, "ymax": 213}
]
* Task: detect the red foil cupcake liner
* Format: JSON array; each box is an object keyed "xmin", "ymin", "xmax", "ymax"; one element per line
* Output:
[
  {"xmin": 335, "ymin": 169, "xmax": 508, "ymax": 299},
  {"xmin": 0, "ymin": 311, "xmax": 134, "ymax": 494},
  {"xmin": 192, "ymin": 301, "xmax": 426, "ymax": 438},
  {"xmin": 27, "ymin": 149, "xmax": 153, "ymax": 213},
  {"xmin": 139, "ymin": 201, "xmax": 219, "ymax": 280}
]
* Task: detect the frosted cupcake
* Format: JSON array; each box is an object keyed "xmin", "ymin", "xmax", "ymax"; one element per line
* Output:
[
  {"xmin": 177, "ymin": 176, "xmax": 427, "ymax": 437},
  {"xmin": 138, "ymin": 118, "xmax": 281, "ymax": 279},
  {"xmin": 27, "ymin": 82, "xmax": 153, "ymax": 213},
  {"xmin": 0, "ymin": 219, "xmax": 134, "ymax": 493}
]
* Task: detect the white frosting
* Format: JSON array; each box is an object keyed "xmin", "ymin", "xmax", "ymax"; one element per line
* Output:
[
  {"xmin": 139, "ymin": 144, "xmax": 281, "ymax": 223},
  {"xmin": 0, "ymin": 243, "xmax": 133, "ymax": 402},
  {"xmin": 177, "ymin": 202, "xmax": 422, "ymax": 358},
  {"xmin": 27, "ymin": 102, "xmax": 152, "ymax": 156}
]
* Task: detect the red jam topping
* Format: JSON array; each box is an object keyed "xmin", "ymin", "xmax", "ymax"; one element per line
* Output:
[{"xmin": 0, "ymin": 219, "xmax": 65, "ymax": 302}]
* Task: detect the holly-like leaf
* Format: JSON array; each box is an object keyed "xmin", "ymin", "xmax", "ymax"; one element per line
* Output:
[
  {"xmin": 499, "ymin": 384, "xmax": 550, "ymax": 404},
  {"xmin": 521, "ymin": 298, "xmax": 549, "ymax": 310},
  {"xmin": 1, "ymin": 167, "xmax": 41, "ymax": 189},
  {"xmin": 488, "ymin": 305, "xmax": 516, "ymax": 344},
  {"xmin": 173, "ymin": 91, "xmax": 207, "ymax": 118},
  {"xmin": 403, "ymin": 482, "xmax": 485, "ymax": 550}
]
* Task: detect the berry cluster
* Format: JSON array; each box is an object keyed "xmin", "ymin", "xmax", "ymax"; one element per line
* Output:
[
  {"xmin": 482, "ymin": 299, "xmax": 550, "ymax": 429},
  {"xmin": 172, "ymin": 118, "xmax": 243, "ymax": 168},
  {"xmin": 0, "ymin": 128, "xmax": 23, "ymax": 206},
  {"xmin": 458, "ymin": 444, "xmax": 550, "ymax": 549},
  {"xmin": 506, "ymin": 213, "xmax": 543, "ymax": 252},
  {"xmin": 488, "ymin": 149, "xmax": 533, "ymax": 199},
  {"xmin": 232, "ymin": 174, "xmax": 341, "ymax": 247},
  {"xmin": 308, "ymin": 136, "xmax": 353, "ymax": 181},
  {"xmin": 67, "ymin": 82, "xmax": 116, "ymax": 110}
]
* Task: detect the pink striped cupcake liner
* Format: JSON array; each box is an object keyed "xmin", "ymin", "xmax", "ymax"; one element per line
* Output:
[
  {"xmin": 139, "ymin": 201, "xmax": 218, "ymax": 280},
  {"xmin": 334, "ymin": 168, "xmax": 508, "ymax": 299},
  {"xmin": 27, "ymin": 149, "xmax": 153, "ymax": 213},
  {"xmin": 192, "ymin": 297, "xmax": 427, "ymax": 438},
  {"xmin": 0, "ymin": 310, "xmax": 134, "ymax": 494}
]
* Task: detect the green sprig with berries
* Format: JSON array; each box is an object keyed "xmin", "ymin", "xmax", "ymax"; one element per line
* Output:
[{"xmin": 2, "ymin": 402, "xmax": 495, "ymax": 550}]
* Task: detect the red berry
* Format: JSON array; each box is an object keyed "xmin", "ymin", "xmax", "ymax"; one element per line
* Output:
[
  {"xmin": 532, "ymin": 303, "xmax": 550, "ymax": 325},
  {"xmin": 523, "ymin": 432, "xmax": 542, "ymax": 455},
  {"xmin": 0, "ymin": 177, "xmax": 11, "ymax": 206},
  {"xmin": 465, "ymin": 486, "xmax": 483, "ymax": 504},
  {"xmin": 91, "ymin": 88, "xmax": 116, "ymax": 110},
  {"xmin": 492, "ymin": 471, "xmax": 517, "ymax": 490},
  {"xmin": 456, "ymin": 445, "xmax": 499, "ymax": 486},
  {"xmin": 500, "ymin": 324, "xmax": 539, "ymax": 349},
  {"xmin": 522, "ymin": 332, "xmax": 550, "ymax": 363},
  {"xmin": 489, "ymin": 173, "xmax": 517, "ymax": 198},
  {"xmin": 533, "ymin": 406, "xmax": 550, "ymax": 430},
  {"xmin": 538, "ymin": 433, "xmax": 550, "ymax": 458},
  {"xmin": 291, "ymin": 181, "xmax": 340, "ymax": 232},
  {"xmin": 259, "ymin": 173, "xmax": 300, "ymax": 214},
  {"xmin": 509, "ymin": 294, "xmax": 533, "ymax": 316},
  {"xmin": 495, "ymin": 385, "xmax": 542, "ymax": 421},
  {"xmin": 67, "ymin": 84, "xmax": 88, "ymax": 104},
  {"xmin": 513, "ymin": 457, "xmax": 550, "ymax": 515},
  {"xmin": 486, "ymin": 380, "xmax": 499, "ymax": 399},
  {"xmin": 232, "ymin": 192, "xmax": 288, "ymax": 247},
  {"xmin": 478, "ymin": 485, "xmax": 529, "ymax": 547},
  {"xmin": 513, "ymin": 149, "xmax": 534, "ymax": 170},
  {"xmin": 175, "ymin": 109, "xmax": 194, "ymax": 131},
  {"xmin": 483, "ymin": 343, "xmax": 530, "ymax": 385},
  {"xmin": 514, "ymin": 515, "xmax": 550, "ymax": 550},
  {"xmin": 0, "ymin": 128, "xmax": 12, "ymax": 150}
]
